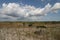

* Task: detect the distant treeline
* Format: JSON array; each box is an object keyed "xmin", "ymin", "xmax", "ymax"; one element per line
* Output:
[{"xmin": 0, "ymin": 21, "xmax": 60, "ymax": 24}]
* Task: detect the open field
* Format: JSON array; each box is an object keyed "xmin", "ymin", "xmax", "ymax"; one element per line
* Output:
[{"xmin": 0, "ymin": 21, "xmax": 60, "ymax": 40}]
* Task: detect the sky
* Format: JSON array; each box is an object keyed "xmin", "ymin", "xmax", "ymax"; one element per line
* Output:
[{"xmin": 0, "ymin": 0, "xmax": 60, "ymax": 21}]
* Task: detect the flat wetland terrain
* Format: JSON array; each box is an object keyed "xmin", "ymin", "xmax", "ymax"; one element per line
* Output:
[{"xmin": 0, "ymin": 21, "xmax": 60, "ymax": 40}]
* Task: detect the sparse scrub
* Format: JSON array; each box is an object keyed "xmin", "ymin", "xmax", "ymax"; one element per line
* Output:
[{"xmin": 36, "ymin": 26, "xmax": 47, "ymax": 28}]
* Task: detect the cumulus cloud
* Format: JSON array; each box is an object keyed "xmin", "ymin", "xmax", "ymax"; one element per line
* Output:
[
  {"xmin": 51, "ymin": 3, "xmax": 60, "ymax": 13},
  {"xmin": 0, "ymin": 3, "xmax": 60, "ymax": 21}
]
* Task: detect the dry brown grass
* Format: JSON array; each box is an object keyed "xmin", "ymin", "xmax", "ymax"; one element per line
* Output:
[{"xmin": 0, "ymin": 21, "xmax": 60, "ymax": 40}]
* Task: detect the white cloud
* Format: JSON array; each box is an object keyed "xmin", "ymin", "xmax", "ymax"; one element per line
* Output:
[
  {"xmin": 51, "ymin": 3, "xmax": 60, "ymax": 13},
  {"xmin": 52, "ymin": 3, "xmax": 60, "ymax": 9},
  {"xmin": 0, "ymin": 3, "xmax": 60, "ymax": 21}
]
